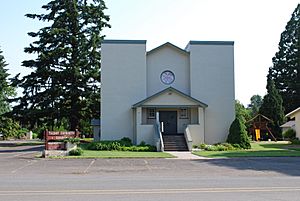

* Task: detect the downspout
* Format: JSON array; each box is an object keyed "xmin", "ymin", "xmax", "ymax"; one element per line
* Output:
[{"xmin": 203, "ymin": 107, "xmax": 206, "ymax": 144}]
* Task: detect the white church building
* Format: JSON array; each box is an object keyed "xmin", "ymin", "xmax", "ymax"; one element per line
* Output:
[{"xmin": 99, "ymin": 40, "xmax": 235, "ymax": 151}]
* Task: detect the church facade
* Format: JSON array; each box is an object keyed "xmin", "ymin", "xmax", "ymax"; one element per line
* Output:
[{"xmin": 100, "ymin": 40, "xmax": 235, "ymax": 150}]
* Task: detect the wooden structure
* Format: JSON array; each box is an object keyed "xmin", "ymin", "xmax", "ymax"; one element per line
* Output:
[
  {"xmin": 247, "ymin": 114, "xmax": 276, "ymax": 141},
  {"xmin": 44, "ymin": 130, "xmax": 80, "ymax": 150}
]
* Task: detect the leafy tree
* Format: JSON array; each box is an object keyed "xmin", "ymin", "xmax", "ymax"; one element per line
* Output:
[
  {"xmin": 268, "ymin": 4, "xmax": 300, "ymax": 113},
  {"xmin": 0, "ymin": 117, "xmax": 21, "ymax": 140},
  {"xmin": 235, "ymin": 100, "xmax": 251, "ymax": 123},
  {"xmin": 227, "ymin": 116, "xmax": 251, "ymax": 149},
  {"xmin": 259, "ymin": 78, "xmax": 285, "ymax": 138},
  {"xmin": 11, "ymin": 0, "xmax": 111, "ymax": 130},
  {"xmin": 247, "ymin": 95, "xmax": 263, "ymax": 116}
]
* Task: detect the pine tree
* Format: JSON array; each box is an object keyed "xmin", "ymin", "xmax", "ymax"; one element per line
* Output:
[
  {"xmin": 259, "ymin": 78, "xmax": 285, "ymax": 138},
  {"xmin": 12, "ymin": 0, "xmax": 110, "ymax": 130},
  {"xmin": 268, "ymin": 4, "xmax": 300, "ymax": 113},
  {"xmin": 227, "ymin": 116, "xmax": 251, "ymax": 149},
  {"xmin": 0, "ymin": 48, "xmax": 12, "ymax": 115}
]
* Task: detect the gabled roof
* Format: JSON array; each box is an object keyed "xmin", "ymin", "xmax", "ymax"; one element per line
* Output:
[
  {"xmin": 247, "ymin": 114, "xmax": 273, "ymax": 123},
  {"xmin": 132, "ymin": 87, "xmax": 208, "ymax": 108},
  {"xmin": 147, "ymin": 42, "xmax": 189, "ymax": 56},
  {"xmin": 286, "ymin": 107, "xmax": 300, "ymax": 118},
  {"xmin": 280, "ymin": 121, "xmax": 295, "ymax": 128}
]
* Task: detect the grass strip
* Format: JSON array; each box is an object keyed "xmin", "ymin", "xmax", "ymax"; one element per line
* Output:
[
  {"xmin": 63, "ymin": 150, "xmax": 175, "ymax": 159},
  {"xmin": 193, "ymin": 142, "xmax": 300, "ymax": 158}
]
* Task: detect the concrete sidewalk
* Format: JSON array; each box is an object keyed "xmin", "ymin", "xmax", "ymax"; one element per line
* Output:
[{"xmin": 166, "ymin": 151, "xmax": 209, "ymax": 160}]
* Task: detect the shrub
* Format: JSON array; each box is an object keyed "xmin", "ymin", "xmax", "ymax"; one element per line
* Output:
[
  {"xmin": 17, "ymin": 128, "xmax": 29, "ymax": 139},
  {"xmin": 220, "ymin": 143, "xmax": 235, "ymax": 150},
  {"xmin": 69, "ymin": 148, "xmax": 83, "ymax": 156},
  {"xmin": 291, "ymin": 138, "xmax": 300, "ymax": 145},
  {"xmin": 192, "ymin": 144, "xmax": 199, "ymax": 149},
  {"xmin": 205, "ymin": 145, "xmax": 218, "ymax": 151},
  {"xmin": 32, "ymin": 133, "xmax": 38, "ymax": 139},
  {"xmin": 120, "ymin": 137, "xmax": 133, "ymax": 146},
  {"xmin": 283, "ymin": 129, "xmax": 296, "ymax": 140},
  {"xmin": 202, "ymin": 143, "xmax": 237, "ymax": 151},
  {"xmin": 64, "ymin": 138, "xmax": 81, "ymax": 145},
  {"xmin": 200, "ymin": 143, "xmax": 207, "ymax": 149},
  {"xmin": 85, "ymin": 139, "xmax": 156, "ymax": 152},
  {"xmin": 227, "ymin": 116, "xmax": 251, "ymax": 149},
  {"xmin": 139, "ymin": 141, "xmax": 146, "ymax": 146},
  {"xmin": 0, "ymin": 117, "xmax": 21, "ymax": 140}
]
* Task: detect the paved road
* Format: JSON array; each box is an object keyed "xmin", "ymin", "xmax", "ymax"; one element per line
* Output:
[{"xmin": 1, "ymin": 143, "xmax": 300, "ymax": 201}]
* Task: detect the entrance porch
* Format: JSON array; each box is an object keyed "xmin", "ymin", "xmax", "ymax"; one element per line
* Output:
[{"xmin": 132, "ymin": 87, "xmax": 207, "ymax": 151}]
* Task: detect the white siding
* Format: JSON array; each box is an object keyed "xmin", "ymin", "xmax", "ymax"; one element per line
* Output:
[
  {"xmin": 188, "ymin": 43, "xmax": 235, "ymax": 144},
  {"xmin": 101, "ymin": 42, "xmax": 146, "ymax": 141},
  {"xmin": 147, "ymin": 45, "xmax": 190, "ymax": 96}
]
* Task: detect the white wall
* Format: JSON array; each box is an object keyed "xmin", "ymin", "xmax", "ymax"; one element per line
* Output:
[
  {"xmin": 188, "ymin": 42, "xmax": 235, "ymax": 144},
  {"xmin": 101, "ymin": 41, "xmax": 147, "ymax": 141},
  {"xmin": 294, "ymin": 112, "xmax": 300, "ymax": 139},
  {"xmin": 293, "ymin": 110, "xmax": 300, "ymax": 139},
  {"xmin": 137, "ymin": 125, "xmax": 155, "ymax": 145},
  {"xmin": 187, "ymin": 124, "xmax": 204, "ymax": 144},
  {"xmin": 146, "ymin": 44, "xmax": 190, "ymax": 96}
]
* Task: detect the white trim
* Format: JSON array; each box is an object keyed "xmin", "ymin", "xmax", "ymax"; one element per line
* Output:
[{"xmin": 286, "ymin": 107, "xmax": 300, "ymax": 118}]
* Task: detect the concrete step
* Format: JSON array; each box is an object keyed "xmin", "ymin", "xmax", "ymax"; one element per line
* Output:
[{"xmin": 162, "ymin": 134, "xmax": 188, "ymax": 151}]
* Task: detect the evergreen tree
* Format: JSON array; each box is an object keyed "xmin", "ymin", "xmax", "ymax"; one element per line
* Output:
[
  {"xmin": 0, "ymin": 48, "xmax": 13, "ymax": 115},
  {"xmin": 268, "ymin": 4, "xmax": 300, "ymax": 113},
  {"xmin": 227, "ymin": 116, "xmax": 251, "ymax": 149},
  {"xmin": 12, "ymin": 0, "xmax": 110, "ymax": 130},
  {"xmin": 259, "ymin": 78, "xmax": 285, "ymax": 138}
]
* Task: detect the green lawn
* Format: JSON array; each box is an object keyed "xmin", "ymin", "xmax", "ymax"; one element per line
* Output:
[
  {"xmin": 193, "ymin": 141, "xmax": 300, "ymax": 158},
  {"xmin": 66, "ymin": 150, "xmax": 174, "ymax": 159}
]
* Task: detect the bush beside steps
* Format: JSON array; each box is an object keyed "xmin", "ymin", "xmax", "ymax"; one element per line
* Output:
[{"xmin": 84, "ymin": 137, "xmax": 156, "ymax": 152}]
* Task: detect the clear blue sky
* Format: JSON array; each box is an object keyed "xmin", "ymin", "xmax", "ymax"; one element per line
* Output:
[{"xmin": 0, "ymin": 0, "xmax": 299, "ymax": 106}]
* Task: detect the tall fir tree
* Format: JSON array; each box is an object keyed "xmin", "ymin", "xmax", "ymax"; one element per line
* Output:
[
  {"xmin": 259, "ymin": 78, "xmax": 285, "ymax": 138},
  {"xmin": 0, "ymin": 48, "xmax": 12, "ymax": 115},
  {"xmin": 12, "ymin": 0, "xmax": 110, "ymax": 130},
  {"xmin": 268, "ymin": 4, "xmax": 300, "ymax": 113}
]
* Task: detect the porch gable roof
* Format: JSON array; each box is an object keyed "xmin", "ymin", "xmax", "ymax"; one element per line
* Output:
[{"xmin": 132, "ymin": 87, "xmax": 208, "ymax": 108}]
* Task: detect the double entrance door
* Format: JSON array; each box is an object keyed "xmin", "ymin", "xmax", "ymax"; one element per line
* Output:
[{"xmin": 159, "ymin": 111, "xmax": 177, "ymax": 134}]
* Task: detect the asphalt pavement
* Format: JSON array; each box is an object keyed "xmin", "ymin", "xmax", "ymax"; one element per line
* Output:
[{"xmin": 1, "ymin": 142, "xmax": 300, "ymax": 201}]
